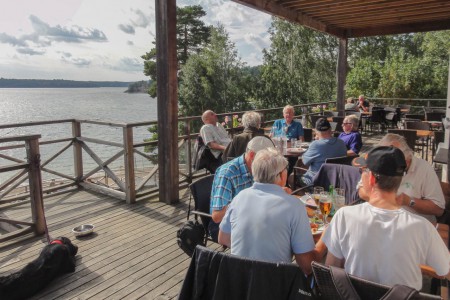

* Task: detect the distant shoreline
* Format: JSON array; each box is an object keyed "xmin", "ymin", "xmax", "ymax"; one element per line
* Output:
[{"xmin": 0, "ymin": 78, "xmax": 132, "ymax": 88}]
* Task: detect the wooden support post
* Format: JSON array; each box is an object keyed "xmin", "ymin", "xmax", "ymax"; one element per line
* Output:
[
  {"xmin": 26, "ymin": 136, "xmax": 46, "ymax": 235},
  {"xmin": 123, "ymin": 126, "xmax": 136, "ymax": 203},
  {"xmin": 155, "ymin": 0, "xmax": 179, "ymax": 204},
  {"xmin": 446, "ymin": 55, "xmax": 450, "ymax": 183},
  {"xmin": 185, "ymin": 120, "xmax": 193, "ymax": 183},
  {"xmin": 336, "ymin": 38, "xmax": 348, "ymax": 116},
  {"xmin": 72, "ymin": 121, "xmax": 83, "ymax": 182}
]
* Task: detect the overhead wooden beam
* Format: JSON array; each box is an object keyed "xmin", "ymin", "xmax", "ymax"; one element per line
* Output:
[
  {"xmin": 347, "ymin": 20, "xmax": 450, "ymax": 38},
  {"xmin": 232, "ymin": 0, "xmax": 346, "ymax": 38},
  {"xmin": 155, "ymin": 0, "xmax": 179, "ymax": 204}
]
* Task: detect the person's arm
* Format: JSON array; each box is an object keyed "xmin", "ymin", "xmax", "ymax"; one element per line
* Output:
[
  {"xmin": 218, "ymin": 230, "xmax": 231, "ymax": 248},
  {"xmin": 208, "ymin": 141, "xmax": 226, "ymax": 151},
  {"xmin": 397, "ymin": 194, "xmax": 444, "ymax": 216},
  {"xmin": 325, "ymin": 252, "xmax": 345, "ymax": 268},
  {"xmin": 313, "ymin": 236, "xmax": 328, "ymax": 261},
  {"xmin": 294, "ymin": 251, "xmax": 315, "ymax": 275},
  {"xmin": 212, "ymin": 206, "xmax": 227, "ymax": 223}
]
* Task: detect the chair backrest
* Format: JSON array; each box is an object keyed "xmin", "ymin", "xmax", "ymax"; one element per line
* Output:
[
  {"xmin": 434, "ymin": 130, "xmax": 445, "ymax": 145},
  {"xmin": 179, "ymin": 245, "xmax": 314, "ymax": 300},
  {"xmin": 332, "ymin": 116, "xmax": 344, "ymax": 132},
  {"xmin": 311, "ymin": 115, "xmax": 326, "ymax": 128},
  {"xmin": 312, "ymin": 163, "xmax": 362, "ymax": 205},
  {"xmin": 312, "ymin": 262, "xmax": 440, "ymax": 300},
  {"xmin": 303, "ymin": 128, "xmax": 313, "ymax": 142},
  {"xmin": 426, "ymin": 112, "xmax": 445, "ymax": 122},
  {"xmin": 370, "ymin": 109, "xmax": 386, "ymax": 123},
  {"xmin": 387, "ymin": 129, "xmax": 417, "ymax": 151},
  {"xmin": 405, "ymin": 121, "xmax": 430, "ymax": 131},
  {"xmin": 325, "ymin": 155, "xmax": 356, "ymax": 166},
  {"xmin": 189, "ymin": 175, "xmax": 215, "ymax": 231},
  {"xmin": 405, "ymin": 114, "xmax": 425, "ymax": 121}
]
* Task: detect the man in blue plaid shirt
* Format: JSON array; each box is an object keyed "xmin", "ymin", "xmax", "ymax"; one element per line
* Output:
[{"xmin": 208, "ymin": 136, "xmax": 275, "ymax": 242}]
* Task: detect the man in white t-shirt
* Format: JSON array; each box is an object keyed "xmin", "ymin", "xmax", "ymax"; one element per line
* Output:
[{"xmin": 322, "ymin": 146, "xmax": 449, "ymax": 290}]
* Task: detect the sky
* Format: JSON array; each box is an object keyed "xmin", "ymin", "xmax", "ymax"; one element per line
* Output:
[{"xmin": 0, "ymin": 0, "xmax": 272, "ymax": 82}]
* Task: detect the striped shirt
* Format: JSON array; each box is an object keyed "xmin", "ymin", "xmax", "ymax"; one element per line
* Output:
[{"xmin": 210, "ymin": 155, "xmax": 252, "ymax": 213}]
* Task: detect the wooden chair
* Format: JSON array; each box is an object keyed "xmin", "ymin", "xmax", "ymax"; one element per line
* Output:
[
  {"xmin": 303, "ymin": 128, "xmax": 313, "ymax": 142},
  {"xmin": 387, "ymin": 129, "xmax": 417, "ymax": 152},
  {"xmin": 404, "ymin": 122, "xmax": 431, "ymax": 160}
]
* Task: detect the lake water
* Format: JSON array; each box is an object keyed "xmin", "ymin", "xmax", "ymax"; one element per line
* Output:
[{"xmin": 0, "ymin": 87, "xmax": 158, "ymax": 183}]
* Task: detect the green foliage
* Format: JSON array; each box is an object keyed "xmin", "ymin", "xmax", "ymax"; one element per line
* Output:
[
  {"xmin": 141, "ymin": 5, "xmax": 210, "ymax": 98},
  {"xmin": 347, "ymin": 31, "xmax": 449, "ymax": 99},
  {"xmin": 256, "ymin": 18, "xmax": 338, "ymax": 109},
  {"xmin": 178, "ymin": 25, "xmax": 254, "ymax": 130},
  {"xmin": 143, "ymin": 125, "xmax": 158, "ymax": 163}
]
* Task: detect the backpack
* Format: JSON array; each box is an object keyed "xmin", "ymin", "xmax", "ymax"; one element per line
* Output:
[
  {"xmin": 192, "ymin": 135, "xmax": 220, "ymax": 173},
  {"xmin": 177, "ymin": 220, "xmax": 206, "ymax": 256}
]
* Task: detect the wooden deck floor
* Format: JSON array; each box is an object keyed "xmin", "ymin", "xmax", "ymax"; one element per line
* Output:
[{"xmin": 0, "ymin": 187, "xmax": 217, "ymax": 300}]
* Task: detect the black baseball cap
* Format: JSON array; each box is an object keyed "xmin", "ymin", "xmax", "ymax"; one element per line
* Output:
[
  {"xmin": 315, "ymin": 118, "xmax": 331, "ymax": 131},
  {"xmin": 352, "ymin": 146, "xmax": 406, "ymax": 176}
]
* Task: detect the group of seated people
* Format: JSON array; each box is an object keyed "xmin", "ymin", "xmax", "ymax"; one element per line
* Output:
[
  {"xmin": 345, "ymin": 95, "xmax": 370, "ymax": 112},
  {"xmin": 197, "ymin": 106, "xmax": 449, "ymax": 292}
]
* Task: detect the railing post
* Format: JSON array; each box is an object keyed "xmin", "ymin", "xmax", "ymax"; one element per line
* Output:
[
  {"xmin": 123, "ymin": 126, "xmax": 136, "ymax": 204},
  {"xmin": 25, "ymin": 136, "xmax": 45, "ymax": 235},
  {"xmin": 185, "ymin": 119, "xmax": 193, "ymax": 182},
  {"xmin": 72, "ymin": 121, "xmax": 83, "ymax": 182}
]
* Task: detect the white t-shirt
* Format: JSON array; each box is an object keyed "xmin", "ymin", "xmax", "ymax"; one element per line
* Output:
[{"xmin": 322, "ymin": 202, "xmax": 449, "ymax": 290}]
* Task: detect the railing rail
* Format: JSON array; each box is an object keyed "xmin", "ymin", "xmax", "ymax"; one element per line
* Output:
[{"xmin": 0, "ymin": 99, "xmax": 446, "ymax": 208}]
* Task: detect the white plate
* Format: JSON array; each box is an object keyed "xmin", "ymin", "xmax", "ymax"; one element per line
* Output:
[
  {"xmin": 287, "ymin": 148, "xmax": 305, "ymax": 154},
  {"xmin": 298, "ymin": 195, "xmax": 318, "ymax": 208}
]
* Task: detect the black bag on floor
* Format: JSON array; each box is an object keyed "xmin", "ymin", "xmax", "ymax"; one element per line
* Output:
[{"xmin": 177, "ymin": 220, "xmax": 206, "ymax": 256}]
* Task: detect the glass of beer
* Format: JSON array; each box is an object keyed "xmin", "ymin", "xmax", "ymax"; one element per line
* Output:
[
  {"xmin": 313, "ymin": 186, "xmax": 324, "ymax": 206},
  {"xmin": 319, "ymin": 191, "xmax": 332, "ymax": 224},
  {"xmin": 334, "ymin": 188, "xmax": 346, "ymax": 210}
]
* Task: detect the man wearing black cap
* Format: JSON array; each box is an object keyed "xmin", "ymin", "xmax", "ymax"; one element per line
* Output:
[
  {"xmin": 322, "ymin": 146, "xmax": 449, "ymax": 290},
  {"xmin": 296, "ymin": 118, "xmax": 347, "ymax": 186}
]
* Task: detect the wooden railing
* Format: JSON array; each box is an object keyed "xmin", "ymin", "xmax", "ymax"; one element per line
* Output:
[
  {"xmin": 0, "ymin": 135, "xmax": 46, "ymax": 242},
  {"xmin": 0, "ymin": 99, "xmax": 445, "ymax": 209}
]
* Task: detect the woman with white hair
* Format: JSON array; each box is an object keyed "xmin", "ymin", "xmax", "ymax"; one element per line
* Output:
[{"xmin": 338, "ymin": 114, "xmax": 362, "ymax": 155}]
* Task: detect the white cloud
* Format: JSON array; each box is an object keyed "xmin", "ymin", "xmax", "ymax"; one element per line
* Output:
[{"xmin": 0, "ymin": 0, "xmax": 272, "ymax": 80}]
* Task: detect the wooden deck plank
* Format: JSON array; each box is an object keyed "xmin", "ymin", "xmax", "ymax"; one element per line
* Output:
[{"xmin": 1, "ymin": 187, "xmax": 196, "ymax": 300}]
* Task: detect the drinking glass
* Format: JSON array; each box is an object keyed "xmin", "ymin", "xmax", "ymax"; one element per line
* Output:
[
  {"xmin": 271, "ymin": 126, "xmax": 278, "ymax": 137},
  {"xmin": 319, "ymin": 191, "xmax": 332, "ymax": 224},
  {"xmin": 291, "ymin": 138, "xmax": 297, "ymax": 148},
  {"xmin": 312, "ymin": 187, "xmax": 324, "ymax": 225},
  {"xmin": 313, "ymin": 187, "xmax": 324, "ymax": 206},
  {"xmin": 334, "ymin": 188, "xmax": 346, "ymax": 210}
]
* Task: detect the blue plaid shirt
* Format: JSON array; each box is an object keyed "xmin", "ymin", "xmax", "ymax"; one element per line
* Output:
[{"xmin": 210, "ymin": 154, "xmax": 253, "ymax": 213}]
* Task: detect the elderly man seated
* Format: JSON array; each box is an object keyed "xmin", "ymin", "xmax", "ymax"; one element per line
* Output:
[
  {"xmin": 322, "ymin": 146, "xmax": 449, "ymax": 290},
  {"xmin": 296, "ymin": 118, "xmax": 347, "ymax": 187},
  {"xmin": 359, "ymin": 133, "xmax": 445, "ymax": 223},
  {"xmin": 209, "ymin": 136, "xmax": 275, "ymax": 242},
  {"xmin": 218, "ymin": 148, "xmax": 316, "ymax": 275},
  {"xmin": 200, "ymin": 110, "xmax": 231, "ymax": 173}
]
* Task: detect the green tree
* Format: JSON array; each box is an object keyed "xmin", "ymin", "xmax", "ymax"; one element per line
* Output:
[
  {"xmin": 141, "ymin": 5, "xmax": 210, "ymax": 97},
  {"xmin": 178, "ymin": 25, "xmax": 254, "ymax": 130},
  {"xmin": 256, "ymin": 18, "xmax": 338, "ymax": 110}
]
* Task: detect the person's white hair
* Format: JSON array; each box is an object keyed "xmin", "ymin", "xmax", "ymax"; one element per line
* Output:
[
  {"xmin": 378, "ymin": 133, "xmax": 414, "ymax": 161},
  {"xmin": 344, "ymin": 115, "xmax": 359, "ymax": 130},
  {"xmin": 246, "ymin": 136, "xmax": 275, "ymax": 154},
  {"xmin": 283, "ymin": 105, "xmax": 295, "ymax": 114},
  {"xmin": 252, "ymin": 148, "xmax": 288, "ymax": 184},
  {"xmin": 242, "ymin": 111, "xmax": 261, "ymax": 129},
  {"xmin": 201, "ymin": 110, "xmax": 214, "ymax": 122}
]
